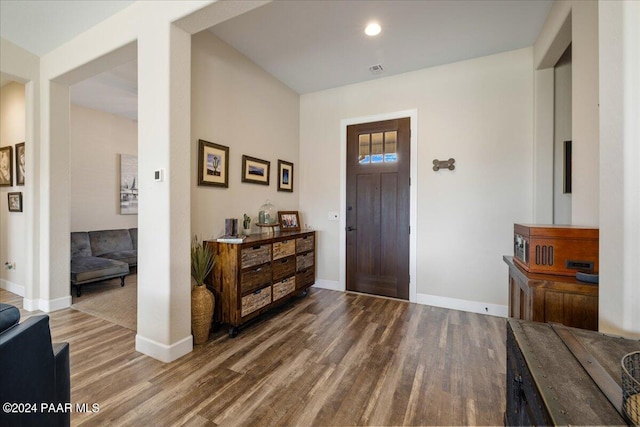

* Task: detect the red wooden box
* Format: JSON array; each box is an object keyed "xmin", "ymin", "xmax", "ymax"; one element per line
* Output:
[{"xmin": 513, "ymin": 224, "xmax": 599, "ymax": 276}]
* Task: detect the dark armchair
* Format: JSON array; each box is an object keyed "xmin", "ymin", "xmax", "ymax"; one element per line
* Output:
[{"xmin": 0, "ymin": 303, "xmax": 70, "ymax": 427}]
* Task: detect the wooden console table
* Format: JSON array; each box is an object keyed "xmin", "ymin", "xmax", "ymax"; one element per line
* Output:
[
  {"xmin": 504, "ymin": 255, "xmax": 598, "ymax": 330},
  {"xmin": 206, "ymin": 230, "xmax": 315, "ymax": 337}
]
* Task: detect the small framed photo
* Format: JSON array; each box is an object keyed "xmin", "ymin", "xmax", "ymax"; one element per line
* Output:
[
  {"xmin": 0, "ymin": 146, "xmax": 13, "ymax": 187},
  {"xmin": 15, "ymin": 142, "xmax": 25, "ymax": 186},
  {"xmin": 8, "ymin": 192, "xmax": 22, "ymax": 212},
  {"xmin": 198, "ymin": 139, "xmax": 229, "ymax": 188},
  {"xmin": 278, "ymin": 211, "xmax": 300, "ymax": 232},
  {"xmin": 277, "ymin": 160, "xmax": 294, "ymax": 192},
  {"xmin": 241, "ymin": 155, "xmax": 270, "ymax": 185}
]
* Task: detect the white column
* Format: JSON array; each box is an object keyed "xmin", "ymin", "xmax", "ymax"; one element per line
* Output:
[
  {"xmin": 39, "ymin": 79, "xmax": 72, "ymax": 312},
  {"xmin": 571, "ymin": 0, "xmax": 600, "ymax": 226},
  {"xmin": 135, "ymin": 22, "xmax": 193, "ymax": 362}
]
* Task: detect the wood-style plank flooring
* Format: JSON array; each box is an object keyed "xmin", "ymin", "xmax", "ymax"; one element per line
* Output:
[{"xmin": 1, "ymin": 287, "xmax": 507, "ymax": 426}]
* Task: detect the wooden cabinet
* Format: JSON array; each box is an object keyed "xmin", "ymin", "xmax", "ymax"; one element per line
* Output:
[
  {"xmin": 504, "ymin": 256, "xmax": 598, "ymax": 330},
  {"xmin": 506, "ymin": 319, "xmax": 637, "ymax": 425},
  {"xmin": 206, "ymin": 231, "xmax": 315, "ymax": 337}
]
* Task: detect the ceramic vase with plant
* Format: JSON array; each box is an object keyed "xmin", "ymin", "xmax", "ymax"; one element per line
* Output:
[
  {"xmin": 242, "ymin": 214, "xmax": 252, "ymax": 236},
  {"xmin": 191, "ymin": 237, "xmax": 215, "ymax": 344}
]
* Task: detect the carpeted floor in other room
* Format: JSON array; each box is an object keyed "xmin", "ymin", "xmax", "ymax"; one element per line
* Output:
[{"xmin": 71, "ymin": 274, "xmax": 137, "ymax": 331}]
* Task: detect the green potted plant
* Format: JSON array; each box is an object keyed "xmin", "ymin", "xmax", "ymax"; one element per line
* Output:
[
  {"xmin": 191, "ymin": 236, "xmax": 215, "ymax": 344},
  {"xmin": 242, "ymin": 213, "xmax": 252, "ymax": 236}
]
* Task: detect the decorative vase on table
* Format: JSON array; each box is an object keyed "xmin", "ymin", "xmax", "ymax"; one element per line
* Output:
[{"xmin": 191, "ymin": 237, "xmax": 216, "ymax": 345}]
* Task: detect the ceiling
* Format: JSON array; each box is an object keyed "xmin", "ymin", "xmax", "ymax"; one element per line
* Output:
[{"xmin": 0, "ymin": 0, "xmax": 552, "ymax": 120}]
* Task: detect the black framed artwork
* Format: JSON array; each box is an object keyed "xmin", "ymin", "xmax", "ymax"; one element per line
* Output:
[
  {"xmin": 277, "ymin": 160, "xmax": 293, "ymax": 192},
  {"xmin": 0, "ymin": 146, "xmax": 13, "ymax": 187},
  {"xmin": 198, "ymin": 139, "xmax": 229, "ymax": 188},
  {"xmin": 241, "ymin": 155, "xmax": 270, "ymax": 186}
]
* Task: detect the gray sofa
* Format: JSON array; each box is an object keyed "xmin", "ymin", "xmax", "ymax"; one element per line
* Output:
[{"xmin": 70, "ymin": 228, "xmax": 137, "ymax": 297}]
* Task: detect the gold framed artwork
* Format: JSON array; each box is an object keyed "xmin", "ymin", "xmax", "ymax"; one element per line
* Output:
[
  {"xmin": 198, "ymin": 139, "xmax": 229, "ymax": 188},
  {"xmin": 278, "ymin": 211, "xmax": 300, "ymax": 232},
  {"xmin": 0, "ymin": 146, "xmax": 13, "ymax": 187},
  {"xmin": 15, "ymin": 142, "xmax": 25, "ymax": 186},
  {"xmin": 241, "ymin": 155, "xmax": 270, "ymax": 186},
  {"xmin": 277, "ymin": 160, "xmax": 293, "ymax": 192}
]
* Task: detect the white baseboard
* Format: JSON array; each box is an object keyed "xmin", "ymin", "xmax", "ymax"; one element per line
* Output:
[
  {"xmin": 0, "ymin": 279, "xmax": 25, "ymax": 296},
  {"xmin": 40, "ymin": 295, "xmax": 72, "ymax": 312},
  {"xmin": 313, "ymin": 279, "xmax": 342, "ymax": 291},
  {"xmin": 135, "ymin": 334, "xmax": 193, "ymax": 363},
  {"xmin": 1, "ymin": 281, "xmax": 72, "ymax": 313},
  {"xmin": 416, "ymin": 293, "xmax": 508, "ymax": 318},
  {"xmin": 23, "ymin": 298, "xmax": 40, "ymax": 311}
]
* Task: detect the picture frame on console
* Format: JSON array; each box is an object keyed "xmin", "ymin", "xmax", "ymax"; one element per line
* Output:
[
  {"xmin": 241, "ymin": 155, "xmax": 270, "ymax": 185},
  {"xmin": 198, "ymin": 139, "xmax": 229, "ymax": 188},
  {"xmin": 278, "ymin": 211, "xmax": 300, "ymax": 232},
  {"xmin": 277, "ymin": 160, "xmax": 293, "ymax": 192}
]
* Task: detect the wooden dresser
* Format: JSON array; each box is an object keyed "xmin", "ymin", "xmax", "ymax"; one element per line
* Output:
[
  {"xmin": 506, "ymin": 319, "xmax": 639, "ymax": 425},
  {"xmin": 504, "ymin": 255, "xmax": 598, "ymax": 331},
  {"xmin": 206, "ymin": 230, "xmax": 315, "ymax": 337}
]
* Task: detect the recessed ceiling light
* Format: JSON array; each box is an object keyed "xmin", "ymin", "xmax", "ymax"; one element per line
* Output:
[{"xmin": 365, "ymin": 22, "xmax": 381, "ymax": 37}]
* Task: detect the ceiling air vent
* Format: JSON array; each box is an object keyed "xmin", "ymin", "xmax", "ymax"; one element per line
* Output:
[{"xmin": 369, "ymin": 64, "xmax": 384, "ymax": 74}]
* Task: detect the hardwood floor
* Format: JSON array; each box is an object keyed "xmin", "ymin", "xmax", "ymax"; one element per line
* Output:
[{"xmin": 1, "ymin": 287, "xmax": 507, "ymax": 426}]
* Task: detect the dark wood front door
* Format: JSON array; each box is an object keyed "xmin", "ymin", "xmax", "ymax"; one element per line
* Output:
[{"xmin": 346, "ymin": 118, "xmax": 410, "ymax": 300}]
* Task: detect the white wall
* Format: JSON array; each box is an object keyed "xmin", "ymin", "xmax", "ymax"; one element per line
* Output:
[
  {"xmin": 300, "ymin": 48, "xmax": 533, "ymax": 308},
  {"xmin": 0, "ymin": 39, "xmax": 40, "ymax": 307},
  {"xmin": 191, "ymin": 31, "xmax": 300, "ymax": 240},
  {"xmin": 69, "ymin": 104, "xmax": 137, "ymax": 231},
  {"xmin": 553, "ymin": 46, "xmax": 572, "ymax": 224},
  {"xmin": 0, "ymin": 82, "xmax": 26, "ymax": 294},
  {"xmin": 599, "ymin": 0, "xmax": 640, "ymax": 338}
]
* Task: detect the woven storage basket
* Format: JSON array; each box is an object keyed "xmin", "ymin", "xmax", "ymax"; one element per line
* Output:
[
  {"xmin": 241, "ymin": 286, "xmax": 271, "ymax": 317},
  {"xmin": 273, "ymin": 277, "xmax": 296, "ymax": 301},
  {"xmin": 623, "ymin": 351, "xmax": 640, "ymax": 425},
  {"xmin": 191, "ymin": 286, "xmax": 214, "ymax": 344}
]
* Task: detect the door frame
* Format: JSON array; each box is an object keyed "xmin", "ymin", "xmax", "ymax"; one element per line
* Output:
[{"xmin": 339, "ymin": 109, "xmax": 418, "ymax": 303}]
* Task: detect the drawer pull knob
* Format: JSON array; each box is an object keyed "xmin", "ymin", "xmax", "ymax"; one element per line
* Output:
[
  {"xmin": 254, "ymin": 267, "xmax": 262, "ymax": 272},
  {"xmin": 281, "ymin": 259, "xmax": 288, "ymax": 264},
  {"xmin": 252, "ymin": 245, "xmax": 261, "ymax": 250}
]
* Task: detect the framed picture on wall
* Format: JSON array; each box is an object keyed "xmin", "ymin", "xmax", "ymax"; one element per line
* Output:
[
  {"xmin": 15, "ymin": 142, "xmax": 25, "ymax": 186},
  {"xmin": 277, "ymin": 160, "xmax": 293, "ymax": 192},
  {"xmin": 198, "ymin": 139, "xmax": 229, "ymax": 188},
  {"xmin": 241, "ymin": 155, "xmax": 270, "ymax": 185},
  {"xmin": 8, "ymin": 192, "xmax": 22, "ymax": 212},
  {"xmin": 120, "ymin": 154, "xmax": 138, "ymax": 215},
  {"xmin": 278, "ymin": 211, "xmax": 300, "ymax": 232},
  {"xmin": 0, "ymin": 146, "xmax": 13, "ymax": 187}
]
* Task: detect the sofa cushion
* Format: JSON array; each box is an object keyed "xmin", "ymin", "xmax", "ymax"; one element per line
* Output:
[
  {"xmin": 88, "ymin": 229, "xmax": 133, "ymax": 257},
  {"xmin": 71, "ymin": 232, "xmax": 92, "ymax": 258},
  {"xmin": 129, "ymin": 228, "xmax": 138, "ymax": 250},
  {"xmin": 99, "ymin": 250, "xmax": 137, "ymax": 267},
  {"xmin": 70, "ymin": 256, "xmax": 129, "ymax": 284},
  {"xmin": 0, "ymin": 303, "xmax": 20, "ymax": 334}
]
